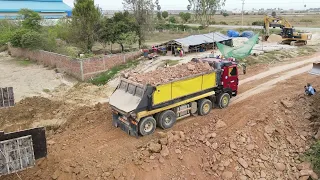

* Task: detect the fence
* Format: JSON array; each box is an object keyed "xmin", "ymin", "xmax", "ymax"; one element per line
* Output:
[{"xmin": 8, "ymin": 46, "xmax": 141, "ymax": 81}]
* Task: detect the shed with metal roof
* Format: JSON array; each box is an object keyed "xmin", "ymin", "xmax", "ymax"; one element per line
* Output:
[{"xmin": 158, "ymin": 32, "xmax": 233, "ymax": 54}]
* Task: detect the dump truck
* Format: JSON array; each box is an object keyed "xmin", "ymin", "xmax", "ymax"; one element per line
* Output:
[
  {"xmin": 310, "ymin": 62, "xmax": 320, "ymax": 76},
  {"xmin": 109, "ymin": 60, "xmax": 239, "ymax": 136}
]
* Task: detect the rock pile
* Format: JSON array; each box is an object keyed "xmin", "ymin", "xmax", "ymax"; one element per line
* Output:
[
  {"xmin": 126, "ymin": 61, "xmax": 212, "ymax": 86},
  {"xmin": 267, "ymin": 34, "xmax": 283, "ymax": 43}
]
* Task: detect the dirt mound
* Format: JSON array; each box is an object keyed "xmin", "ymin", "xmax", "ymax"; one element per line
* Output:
[
  {"xmin": 267, "ymin": 34, "xmax": 283, "ymax": 43},
  {"xmin": 0, "ymin": 97, "xmax": 62, "ymax": 130},
  {"xmin": 127, "ymin": 61, "xmax": 212, "ymax": 85}
]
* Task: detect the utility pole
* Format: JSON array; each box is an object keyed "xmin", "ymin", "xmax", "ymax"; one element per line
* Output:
[{"xmin": 241, "ymin": 0, "xmax": 245, "ymax": 27}]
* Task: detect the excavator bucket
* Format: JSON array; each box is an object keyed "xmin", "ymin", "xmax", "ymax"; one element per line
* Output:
[{"xmin": 310, "ymin": 63, "xmax": 320, "ymax": 75}]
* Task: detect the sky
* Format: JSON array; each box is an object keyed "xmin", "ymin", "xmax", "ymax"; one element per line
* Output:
[{"xmin": 63, "ymin": 0, "xmax": 320, "ymax": 11}]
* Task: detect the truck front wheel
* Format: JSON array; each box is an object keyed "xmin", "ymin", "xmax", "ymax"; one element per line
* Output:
[
  {"xmin": 139, "ymin": 117, "xmax": 156, "ymax": 136},
  {"xmin": 158, "ymin": 110, "xmax": 176, "ymax": 129},
  {"xmin": 218, "ymin": 93, "xmax": 230, "ymax": 109},
  {"xmin": 198, "ymin": 99, "xmax": 212, "ymax": 116}
]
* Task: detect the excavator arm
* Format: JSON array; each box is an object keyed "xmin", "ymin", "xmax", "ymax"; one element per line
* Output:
[{"xmin": 264, "ymin": 15, "xmax": 293, "ymax": 36}]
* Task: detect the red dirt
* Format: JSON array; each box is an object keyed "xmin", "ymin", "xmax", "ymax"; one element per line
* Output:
[{"xmin": 2, "ymin": 55, "xmax": 320, "ymax": 180}]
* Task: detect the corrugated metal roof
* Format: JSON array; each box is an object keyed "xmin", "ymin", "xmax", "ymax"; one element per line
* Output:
[
  {"xmin": 0, "ymin": 1, "xmax": 72, "ymax": 12},
  {"xmin": 173, "ymin": 32, "xmax": 232, "ymax": 47}
]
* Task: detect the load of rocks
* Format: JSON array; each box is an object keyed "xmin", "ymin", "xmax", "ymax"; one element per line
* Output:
[{"xmin": 126, "ymin": 61, "xmax": 212, "ymax": 86}]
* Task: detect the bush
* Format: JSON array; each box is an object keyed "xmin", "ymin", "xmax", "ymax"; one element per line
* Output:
[
  {"xmin": 252, "ymin": 21, "xmax": 264, "ymax": 26},
  {"xmin": 300, "ymin": 19, "xmax": 313, "ymax": 23},
  {"xmin": 302, "ymin": 141, "xmax": 320, "ymax": 173},
  {"xmin": 21, "ymin": 31, "xmax": 43, "ymax": 49},
  {"xmin": 10, "ymin": 29, "xmax": 29, "ymax": 47},
  {"xmin": 10, "ymin": 29, "xmax": 43, "ymax": 49},
  {"xmin": 219, "ymin": 21, "xmax": 228, "ymax": 25},
  {"xmin": 169, "ymin": 16, "xmax": 176, "ymax": 24}
]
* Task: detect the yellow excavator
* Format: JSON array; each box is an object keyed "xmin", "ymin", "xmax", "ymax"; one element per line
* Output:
[{"xmin": 263, "ymin": 15, "xmax": 312, "ymax": 46}]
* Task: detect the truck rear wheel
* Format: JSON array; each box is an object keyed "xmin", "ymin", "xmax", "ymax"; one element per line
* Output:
[
  {"xmin": 198, "ymin": 99, "xmax": 212, "ymax": 116},
  {"xmin": 139, "ymin": 117, "xmax": 156, "ymax": 136},
  {"xmin": 218, "ymin": 93, "xmax": 230, "ymax": 109},
  {"xmin": 158, "ymin": 110, "xmax": 176, "ymax": 129}
]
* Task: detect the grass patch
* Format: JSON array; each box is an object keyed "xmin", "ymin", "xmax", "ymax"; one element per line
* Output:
[
  {"xmin": 17, "ymin": 58, "xmax": 33, "ymax": 66},
  {"xmin": 90, "ymin": 60, "xmax": 140, "ymax": 85},
  {"xmin": 302, "ymin": 141, "xmax": 320, "ymax": 174},
  {"xmin": 43, "ymin": 89, "xmax": 50, "ymax": 93},
  {"xmin": 164, "ymin": 60, "xmax": 180, "ymax": 66}
]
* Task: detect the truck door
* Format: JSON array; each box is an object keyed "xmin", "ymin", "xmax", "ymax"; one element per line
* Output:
[{"xmin": 222, "ymin": 65, "xmax": 238, "ymax": 93}]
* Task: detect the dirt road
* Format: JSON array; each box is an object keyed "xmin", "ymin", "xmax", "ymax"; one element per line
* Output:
[
  {"xmin": 0, "ymin": 52, "xmax": 76, "ymax": 102},
  {"xmin": 2, "ymin": 54, "xmax": 320, "ymax": 180}
]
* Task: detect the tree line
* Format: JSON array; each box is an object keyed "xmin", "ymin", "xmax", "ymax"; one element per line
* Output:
[{"xmin": 0, "ymin": 0, "xmax": 226, "ymax": 55}]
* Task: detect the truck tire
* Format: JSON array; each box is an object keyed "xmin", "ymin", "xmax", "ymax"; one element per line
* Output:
[
  {"xmin": 158, "ymin": 110, "xmax": 176, "ymax": 129},
  {"xmin": 198, "ymin": 99, "xmax": 212, "ymax": 116},
  {"xmin": 218, "ymin": 93, "xmax": 230, "ymax": 109},
  {"xmin": 139, "ymin": 117, "xmax": 156, "ymax": 136}
]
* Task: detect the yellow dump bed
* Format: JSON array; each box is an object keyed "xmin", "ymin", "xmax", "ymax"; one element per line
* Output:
[{"xmin": 152, "ymin": 71, "xmax": 217, "ymax": 105}]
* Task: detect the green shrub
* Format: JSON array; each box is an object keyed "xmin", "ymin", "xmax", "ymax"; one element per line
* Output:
[
  {"xmin": 252, "ymin": 21, "xmax": 264, "ymax": 26},
  {"xmin": 300, "ymin": 19, "xmax": 313, "ymax": 23},
  {"xmin": 219, "ymin": 21, "xmax": 228, "ymax": 25},
  {"xmin": 10, "ymin": 29, "xmax": 29, "ymax": 47},
  {"xmin": 21, "ymin": 31, "xmax": 43, "ymax": 49},
  {"xmin": 302, "ymin": 141, "xmax": 320, "ymax": 174}
]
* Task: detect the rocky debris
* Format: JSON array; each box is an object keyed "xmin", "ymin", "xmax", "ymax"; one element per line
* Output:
[
  {"xmin": 274, "ymin": 163, "xmax": 286, "ymax": 171},
  {"xmin": 175, "ymin": 149, "xmax": 182, "ymax": 154},
  {"xmin": 281, "ymin": 99, "xmax": 294, "ymax": 109},
  {"xmin": 314, "ymin": 128, "xmax": 320, "ymax": 140},
  {"xmin": 51, "ymin": 169, "xmax": 60, "ymax": 180},
  {"xmin": 127, "ymin": 61, "xmax": 212, "ymax": 86},
  {"xmin": 238, "ymin": 158, "xmax": 248, "ymax": 169},
  {"xmin": 159, "ymin": 138, "xmax": 168, "ymax": 145},
  {"xmin": 148, "ymin": 142, "xmax": 162, "ymax": 153},
  {"xmin": 297, "ymin": 162, "xmax": 312, "ymax": 170},
  {"xmin": 216, "ymin": 120, "xmax": 227, "ymax": 129},
  {"xmin": 245, "ymin": 169, "xmax": 254, "ymax": 178},
  {"xmin": 160, "ymin": 145, "xmax": 169, "ymax": 157},
  {"xmin": 221, "ymin": 171, "xmax": 233, "ymax": 179}
]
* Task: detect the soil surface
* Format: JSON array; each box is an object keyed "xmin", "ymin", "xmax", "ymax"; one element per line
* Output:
[
  {"xmin": 0, "ymin": 52, "xmax": 76, "ymax": 102},
  {"xmin": 1, "ymin": 51, "xmax": 320, "ymax": 180}
]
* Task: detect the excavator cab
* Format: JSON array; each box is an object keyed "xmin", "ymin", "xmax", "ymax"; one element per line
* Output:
[{"xmin": 283, "ymin": 28, "xmax": 294, "ymax": 38}]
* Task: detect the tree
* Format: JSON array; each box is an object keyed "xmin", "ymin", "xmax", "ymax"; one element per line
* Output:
[
  {"xmin": 189, "ymin": 0, "xmax": 226, "ymax": 26},
  {"xmin": 18, "ymin": 9, "xmax": 42, "ymax": 31},
  {"xmin": 157, "ymin": 12, "xmax": 162, "ymax": 20},
  {"xmin": 180, "ymin": 12, "xmax": 191, "ymax": 23},
  {"xmin": 222, "ymin": 12, "xmax": 229, "ymax": 17},
  {"xmin": 169, "ymin": 16, "xmax": 176, "ymax": 24},
  {"xmin": 272, "ymin": 11, "xmax": 277, "ymax": 17},
  {"xmin": 162, "ymin": 11, "xmax": 169, "ymax": 19},
  {"xmin": 97, "ymin": 11, "xmax": 138, "ymax": 52},
  {"xmin": 72, "ymin": 0, "xmax": 102, "ymax": 52},
  {"xmin": 123, "ymin": 0, "xmax": 154, "ymax": 48}
]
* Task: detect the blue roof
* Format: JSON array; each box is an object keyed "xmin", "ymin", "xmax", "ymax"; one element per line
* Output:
[{"xmin": 0, "ymin": 1, "xmax": 72, "ymax": 12}]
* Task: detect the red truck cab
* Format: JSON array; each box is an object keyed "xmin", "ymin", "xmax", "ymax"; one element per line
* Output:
[{"xmin": 191, "ymin": 57, "xmax": 239, "ymax": 96}]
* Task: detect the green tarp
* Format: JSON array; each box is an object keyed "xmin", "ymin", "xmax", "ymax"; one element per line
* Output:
[{"xmin": 217, "ymin": 34, "xmax": 259, "ymax": 60}]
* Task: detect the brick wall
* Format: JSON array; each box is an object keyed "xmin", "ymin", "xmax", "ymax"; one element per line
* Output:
[{"xmin": 8, "ymin": 46, "xmax": 141, "ymax": 81}]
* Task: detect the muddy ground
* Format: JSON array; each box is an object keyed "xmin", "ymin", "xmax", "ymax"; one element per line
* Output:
[{"xmin": 1, "ymin": 48, "xmax": 320, "ymax": 179}]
